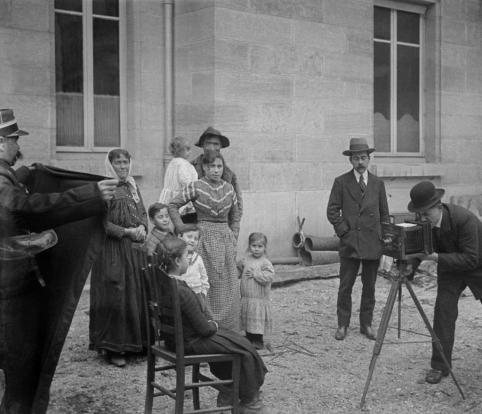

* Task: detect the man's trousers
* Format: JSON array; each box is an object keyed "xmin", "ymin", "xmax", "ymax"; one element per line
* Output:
[{"xmin": 337, "ymin": 257, "xmax": 379, "ymax": 328}]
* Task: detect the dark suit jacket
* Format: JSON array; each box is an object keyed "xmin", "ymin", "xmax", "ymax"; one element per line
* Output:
[
  {"xmin": 327, "ymin": 170, "xmax": 389, "ymax": 260},
  {"xmin": 437, "ymin": 203, "xmax": 482, "ymax": 299}
]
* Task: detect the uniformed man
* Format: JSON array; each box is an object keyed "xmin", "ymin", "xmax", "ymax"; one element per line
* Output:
[{"xmin": 0, "ymin": 108, "xmax": 117, "ymax": 414}]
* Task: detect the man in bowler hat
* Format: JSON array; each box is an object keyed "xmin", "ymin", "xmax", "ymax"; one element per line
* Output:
[
  {"xmin": 407, "ymin": 181, "xmax": 482, "ymax": 384},
  {"xmin": 327, "ymin": 137, "xmax": 389, "ymax": 341},
  {"xmin": 0, "ymin": 108, "xmax": 117, "ymax": 413},
  {"xmin": 191, "ymin": 127, "xmax": 243, "ymax": 222}
]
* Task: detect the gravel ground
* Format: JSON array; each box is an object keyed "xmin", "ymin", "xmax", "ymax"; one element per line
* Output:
[{"xmin": 48, "ymin": 266, "xmax": 482, "ymax": 414}]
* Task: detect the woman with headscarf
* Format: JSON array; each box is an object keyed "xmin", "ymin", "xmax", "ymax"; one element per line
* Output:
[{"xmin": 89, "ymin": 148, "xmax": 148, "ymax": 367}]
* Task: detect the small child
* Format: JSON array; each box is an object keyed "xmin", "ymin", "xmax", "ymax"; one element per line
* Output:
[
  {"xmin": 143, "ymin": 202, "xmax": 174, "ymax": 256},
  {"xmin": 237, "ymin": 232, "xmax": 274, "ymax": 350},
  {"xmin": 159, "ymin": 136, "xmax": 197, "ymax": 217},
  {"xmin": 176, "ymin": 225, "xmax": 210, "ymax": 313}
]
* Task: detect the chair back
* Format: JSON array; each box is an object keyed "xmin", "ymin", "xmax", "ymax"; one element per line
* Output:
[{"xmin": 140, "ymin": 255, "xmax": 186, "ymax": 360}]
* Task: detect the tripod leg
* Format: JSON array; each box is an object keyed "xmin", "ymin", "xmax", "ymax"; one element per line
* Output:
[
  {"xmin": 360, "ymin": 277, "xmax": 401, "ymax": 408},
  {"xmin": 404, "ymin": 280, "xmax": 465, "ymax": 400},
  {"xmin": 398, "ymin": 283, "xmax": 402, "ymax": 339}
]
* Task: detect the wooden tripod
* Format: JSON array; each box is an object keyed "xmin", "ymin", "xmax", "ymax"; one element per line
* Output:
[{"xmin": 360, "ymin": 260, "xmax": 465, "ymax": 408}]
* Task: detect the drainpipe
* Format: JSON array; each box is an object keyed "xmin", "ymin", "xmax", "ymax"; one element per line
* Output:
[{"xmin": 163, "ymin": 0, "xmax": 174, "ymax": 167}]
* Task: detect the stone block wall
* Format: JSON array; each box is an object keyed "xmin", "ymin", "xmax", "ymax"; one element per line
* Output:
[
  {"xmin": 440, "ymin": 0, "xmax": 482, "ymax": 196},
  {"xmin": 175, "ymin": 0, "xmax": 374, "ymax": 256},
  {"xmin": 0, "ymin": 1, "xmax": 52, "ymax": 164},
  {"xmin": 175, "ymin": 0, "xmax": 482, "ymax": 257},
  {"xmin": 2, "ymin": 0, "xmax": 481, "ymax": 258}
]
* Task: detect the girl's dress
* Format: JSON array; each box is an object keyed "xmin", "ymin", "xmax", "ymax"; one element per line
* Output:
[
  {"xmin": 238, "ymin": 254, "xmax": 274, "ymax": 335},
  {"xmin": 170, "ymin": 278, "xmax": 267, "ymax": 402},
  {"xmin": 168, "ymin": 177, "xmax": 241, "ymax": 331},
  {"xmin": 159, "ymin": 157, "xmax": 197, "ymax": 215},
  {"xmin": 90, "ymin": 182, "xmax": 148, "ymax": 354}
]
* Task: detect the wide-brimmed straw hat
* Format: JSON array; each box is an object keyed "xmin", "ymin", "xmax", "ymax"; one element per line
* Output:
[
  {"xmin": 342, "ymin": 137, "xmax": 375, "ymax": 156},
  {"xmin": 407, "ymin": 181, "xmax": 445, "ymax": 213},
  {"xmin": 0, "ymin": 108, "xmax": 29, "ymax": 137},
  {"xmin": 195, "ymin": 127, "xmax": 230, "ymax": 148}
]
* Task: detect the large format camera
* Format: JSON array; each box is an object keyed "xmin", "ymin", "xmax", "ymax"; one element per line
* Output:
[{"xmin": 381, "ymin": 215, "xmax": 433, "ymax": 260}]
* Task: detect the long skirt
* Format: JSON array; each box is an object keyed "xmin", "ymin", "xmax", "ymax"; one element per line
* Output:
[
  {"xmin": 89, "ymin": 237, "xmax": 147, "ymax": 354},
  {"xmin": 198, "ymin": 221, "xmax": 240, "ymax": 331},
  {"xmin": 188, "ymin": 328, "xmax": 267, "ymax": 402}
]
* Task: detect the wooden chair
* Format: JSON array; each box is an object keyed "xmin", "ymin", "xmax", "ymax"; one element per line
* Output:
[{"xmin": 140, "ymin": 255, "xmax": 241, "ymax": 414}]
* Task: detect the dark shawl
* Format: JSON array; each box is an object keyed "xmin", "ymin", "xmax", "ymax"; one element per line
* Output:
[{"xmin": 19, "ymin": 164, "xmax": 106, "ymax": 413}]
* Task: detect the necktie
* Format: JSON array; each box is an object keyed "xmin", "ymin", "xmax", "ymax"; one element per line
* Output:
[{"xmin": 359, "ymin": 175, "xmax": 366, "ymax": 194}]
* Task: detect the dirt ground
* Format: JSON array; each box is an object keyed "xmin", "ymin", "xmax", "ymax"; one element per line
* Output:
[{"xmin": 48, "ymin": 266, "xmax": 482, "ymax": 414}]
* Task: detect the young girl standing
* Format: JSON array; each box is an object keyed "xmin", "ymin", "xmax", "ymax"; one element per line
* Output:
[
  {"xmin": 157, "ymin": 237, "xmax": 269, "ymax": 413},
  {"xmin": 238, "ymin": 233, "xmax": 274, "ymax": 350}
]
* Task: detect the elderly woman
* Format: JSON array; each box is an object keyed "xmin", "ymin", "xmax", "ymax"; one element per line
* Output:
[
  {"xmin": 90, "ymin": 148, "xmax": 148, "ymax": 367},
  {"xmin": 168, "ymin": 149, "xmax": 241, "ymax": 331}
]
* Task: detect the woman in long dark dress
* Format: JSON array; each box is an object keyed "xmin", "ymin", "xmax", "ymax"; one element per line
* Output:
[
  {"xmin": 158, "ymin": 236, "xmax": 269, "ymax": 413},
  {"xmin": 89, "ymin": 148, "xmax": 148, "ymax": 367}
]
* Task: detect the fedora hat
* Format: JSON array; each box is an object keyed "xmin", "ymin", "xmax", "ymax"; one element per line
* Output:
[
  {"xmin": 195, "ymin": 127, "xmax": 230, "ymax": 148},
  {"xmin": 342, "ymin": 137, "xmax": 374, "ymax": 156},
  {"xmin": 407, "ymin": 181, "xmax": 445, "ymax": 213},
  {"xmin": 0, "ymin": 109, "xmax": 29, "ymax": 137}
]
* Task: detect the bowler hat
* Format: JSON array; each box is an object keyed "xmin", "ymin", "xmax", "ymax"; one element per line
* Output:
[
  {"xmin": 342, "ymin": 137, "xmax": 375, "ymax": 156},
  {"xmin": 195, "ymin": 127, "xmax": 230, "ymax": 148},
  {"xmin": 0, "ymin": 109, "xmax": 29, "ymax": 137},
  {"xmin": 407, "ymin": 181, "xmax": 445, "ymax": 213}
]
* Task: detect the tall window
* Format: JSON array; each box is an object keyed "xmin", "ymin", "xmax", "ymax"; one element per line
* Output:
[
  {"xmin": 55, "ymin": 0, "xmax": 124, "ymax": 150},
  {"xmin": 374, "ymin": 3, "xmax": 424, "ymax": 154}
]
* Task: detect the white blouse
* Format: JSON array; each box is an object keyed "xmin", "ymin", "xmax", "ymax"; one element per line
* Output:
[{"xmin": 159, "ymin": 157, "xmax": 198, "ymax": 206}]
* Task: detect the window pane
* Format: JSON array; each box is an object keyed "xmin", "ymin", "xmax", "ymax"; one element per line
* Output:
[
  {"xmin": 93, "ymin": 18, "xmax": 120, "ymax": 146},
  {"xmin": 93, "ymin": 0, "xmax": 119, "ymax": 17},
  {"xmin": 56, "ymin": 94, "xmax": 84, "ymax": 146},
  {"xmin": 55, "ymin": 14, "xmax": 83, "ymax": 93},
  {"xmin": 55, "ymin": 13, "xmax": 84, "ymax": 146},
  {"xmin": 397, "ymin": 45, "xmax": 419, "ymax": 152},
  {"xmin": 397, "ymin": 10, "xmax": 419, "ymax": 44},
  {"xmin": 374, "ymin": 42, "xmax": 391, "ymax": 152},
  {"xmin": 374, "ymin": 6, "xmax": 390, "ymax": 40},
  {"xmin": 54, "ymin": 0, "xmax": 81, "ymax": 12}
]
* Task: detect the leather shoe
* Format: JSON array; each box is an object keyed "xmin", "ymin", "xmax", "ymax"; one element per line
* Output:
[
  {"xmin": 109, "ymin": 356, "xmax": 126, "ymax": 367},
  {"xmin": 425, "ymin": 369, "xmax": 448, "ymax": 384},
  {"xmin": 335, "ymin": 326, "xmax": 347, "ymax": 340},
  {"xmin": 360, "ymin": 325, "xmax": 376, "ymax": 340}
]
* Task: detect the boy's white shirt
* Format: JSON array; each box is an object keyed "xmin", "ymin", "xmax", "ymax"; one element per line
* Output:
[{"xmin": 180, "ymin": 252, "xmax": 209, "ymax": 295}]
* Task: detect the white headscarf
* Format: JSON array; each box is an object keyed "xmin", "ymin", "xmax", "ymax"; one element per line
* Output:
[{"xmin": 105, "ymin": 149, "xmax": 140, "ymax": 203}]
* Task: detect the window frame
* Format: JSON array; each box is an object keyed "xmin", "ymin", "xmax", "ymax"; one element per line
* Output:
[
  {"xmin": 374, "ymin": 0, "xmax": 427, "ymax": 157},
  {"xmin": 54, "ymin": 0, "xmax": 127, "ymax": 153}
]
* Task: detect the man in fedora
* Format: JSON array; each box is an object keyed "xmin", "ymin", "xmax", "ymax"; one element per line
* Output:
[
  {"xmin": 327, "ymin": 137, "xmax": 389, "ymax": 341},
  {"xmin": 191, "ymin": 127, "xmax": 243, "ymax": 222},
  {"xmin": 0, "ymin": 108, "xmax": 118, "ymax": 413},
  {"xmin": 407, "ymin": 181, "xmax": 482, "ymax": 384}
]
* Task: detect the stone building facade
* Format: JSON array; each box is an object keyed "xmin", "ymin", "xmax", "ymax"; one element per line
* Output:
[{"xmin": 1, "ymin": 0, "xmax": 481, "ymax": 257}]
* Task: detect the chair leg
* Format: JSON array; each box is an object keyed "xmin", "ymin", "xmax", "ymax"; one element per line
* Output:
[
  {"xmin": 231, "ymin": 357, "xmax": 241, "ymax": 414},
  {"xmin": 192, "ymin": 363, "xmax": 201, "ymax": 410},
  {"xmin": 175, "ymin": 366, "xmax": 186, "ymax": 414},
  {"xmin": 144, "ymin": 352, "xmax": 155, "ymax": 414}
]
